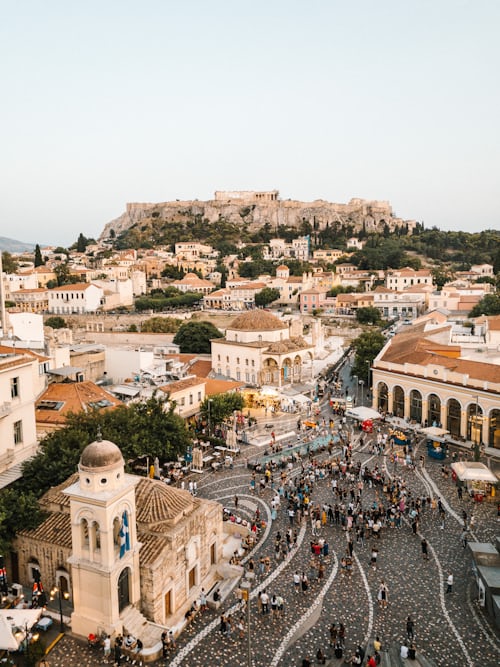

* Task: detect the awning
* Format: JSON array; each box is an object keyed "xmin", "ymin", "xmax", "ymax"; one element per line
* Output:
[
  {"xmin": 0, "ymin": 609, "xmax": 43, "ymax": 651},
  {"xmin": 48, "ymin": 366, "xmax": 84, "ymax": 377},
  {"xmin": 346, "ymin": 406, "xmax": 382, "ymax": 421},
  {"xmin": 260, "ymin": 386, "xmax": 279, "ymax": 397},
  {"xmin": 422, "ymin": 426, "xmax": 449, "ymax": 438},
  {"xmin": 451, "ymin": 462, "xmax": 498, "ymax": 483},
  {"xmin": 110, "ymin": 385, "xmax": 141, "ymax": 397},
  {"xmin": 292, "ymin": 394, "xmax": 312, "ymax": 405}
]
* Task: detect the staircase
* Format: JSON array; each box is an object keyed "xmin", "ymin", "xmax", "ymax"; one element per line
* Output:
[{"xmin": 120, "ymin": 605, "xmax": 164, "ymax": 652}]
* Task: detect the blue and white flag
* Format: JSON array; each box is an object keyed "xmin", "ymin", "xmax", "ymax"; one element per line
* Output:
[{"xmin": 119, "ymin": 511, "xmax": 130, "ymax": 558}]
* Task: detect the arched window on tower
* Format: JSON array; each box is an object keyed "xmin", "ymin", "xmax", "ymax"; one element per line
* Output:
[
  {"xmin": 93, "ymin": 521, "xmax": 101, "ymax": 550},
  {"xmin": 113, "ymin": 517, "xmax": 121, "ymax": 553},
  {"xmin": 81, "ymin": 518, "xmax": 89, "ymax": 549}
]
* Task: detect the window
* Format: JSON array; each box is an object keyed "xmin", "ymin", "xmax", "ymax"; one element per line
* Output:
[
  {"xmin": 236, "ymin": 371, "xmax": 241, "ymax": 381},
  {"xmin": 13, "ymin": 420, "xmax": 23, "ymax": 444},
  {"xmin": 11, "ymin": 377, "xmax": 20, "ymax": 398},
  {"xmin": 245, "ymin": 372, "xmax": 250, "ymax": 382},
  {"xmin": 189, "ymin": 394, "xmax": 193, "ymax": 405},
  {"xmin": 251, "ymin": 360, "xmax": 255, "ymax": 367},
  {"xmin": 188, "ymin": 566, "xmax": 196, "ymax": 590},
  {"xmin": 245, "ymin": 359, "xmax": 249, "ymax": 366},
  {"xmin": 197, "ymin": 391, "xmax": 202, "ymax": 401}
]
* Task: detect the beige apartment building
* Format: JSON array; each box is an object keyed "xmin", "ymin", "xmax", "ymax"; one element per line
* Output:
[{"xmin": 371, "ymin": 320, "xmax": 500, "ymax": 448}]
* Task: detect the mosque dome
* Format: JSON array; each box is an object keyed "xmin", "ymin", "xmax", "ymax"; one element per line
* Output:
[
  {"xmin": 230, "ymin": 311, "xmax": 287, "ymax": 332},
  {"xmin": 80, "ymin": 438, "xmax": 124, "ymax": 470}
]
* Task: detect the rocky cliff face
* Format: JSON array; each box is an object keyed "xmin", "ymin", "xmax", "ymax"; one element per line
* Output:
[{"xmin": 100, "ymin": 195, "xmax": 415, "ymax": 241}]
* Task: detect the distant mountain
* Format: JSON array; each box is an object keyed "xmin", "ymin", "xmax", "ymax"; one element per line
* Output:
[{"xmin": 0, "ymin": 236, "xmax": 36, "ymax": 253}]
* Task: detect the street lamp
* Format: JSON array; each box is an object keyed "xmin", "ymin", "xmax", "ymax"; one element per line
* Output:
[
  {"xmin": 50, "ymin": 586, "xmax": 70, "ymax": 633},
  {"xmin": 472, "ymin": 395, "xmax": 482, "ymax": 462},
  {"xmin": 240, "ymin": 571, "xmax": 254, "ymax": 667},
  {"xmin": 208, "ymin": 399, "xmax": 213, "ymax": 437},
  {"xmin": 16, "ymin": 622, "xmax": 39, "ymax": 666},
  {"xmin": 359, "ymin": 379, "xmax": 365, "ymax": 406}
]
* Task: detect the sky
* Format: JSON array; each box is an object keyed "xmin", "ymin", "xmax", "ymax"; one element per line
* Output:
[{"xmin": 2, "ymin": 0, "xmax": 499, "ymax": 246}]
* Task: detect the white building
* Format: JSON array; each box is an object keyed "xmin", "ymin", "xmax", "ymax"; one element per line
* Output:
[
  {"xmin": 48, "ymin": 283, "xmax": 103, "ymax": 314},
  {"xmin": 211, "ymin": 311, "xmax": 314, "ymax": 387},
  {"xmin": 385, "ymin": 268, "xmax": 434, "ymax": 291},
  {"xmin": 0, "ymin": 351, "xmax": 41, "ymax": 487}
]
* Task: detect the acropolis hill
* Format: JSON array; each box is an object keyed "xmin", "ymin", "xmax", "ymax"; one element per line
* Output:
[{"xmin": 100, "ymin": 191, "xmax": 416, "ymax": 240}]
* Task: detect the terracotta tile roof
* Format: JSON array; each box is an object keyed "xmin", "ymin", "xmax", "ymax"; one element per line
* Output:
[
  {"xmin": 0, "ymin": 345, "xmax": 49, "ymax": 362},
  {"xmin": 18, "ymin": 512, "xmax": 72, "ymax": 549},
  {"xmin": 488, "ymin": 316, "xmax": 500, "ymax": 331},
  {"xmin": 12, "ymin": 288, "xmax": 48, "ymax": 294},
  {"xmin": 204, "ymin": 378, "xmax": 245, "ymax": 395},
  {"xmin": 39, "ymin": 473, "xmax": 78, "ymax": 509},
  {"xmin": 230, "ymin": 311, "xmax": 287, "ymax": 331},
  {"xmin": 135, "ymin": 478, "xmax": 196, "ymax": 526},
  {"xmin": 49, "ymin": 282, "xmax": 96, "ymax": 292},
  {"xmin": 189, "ymin": 359, "xmax": 212, "ymax": 377},
  {"xmin": 35, "ymin": 381, "xmax": 122, "ymax": 426},
  {"xmin": 158, "ymin": 377, "xmax": 205, "ymax": 394},
  {"xmin": 137, "ymin": 531, "xmax": 169, "ymax": 566},
  {"xmin": 378, "ymin": 325, "xmax": 500, "ymax": 385}
]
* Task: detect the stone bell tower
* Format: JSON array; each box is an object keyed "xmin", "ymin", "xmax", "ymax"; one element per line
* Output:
[{"xmin": 64, "ymin": 435, "xmax": 141, "ymax": 638}]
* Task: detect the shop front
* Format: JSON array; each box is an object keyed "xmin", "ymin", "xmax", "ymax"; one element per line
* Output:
[{"xmin": 450, "ymin": 462, "xmax": 498, "ymax": 502}]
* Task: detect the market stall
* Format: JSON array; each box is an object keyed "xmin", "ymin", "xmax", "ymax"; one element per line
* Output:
[
  {"xmin": 422, "ymin": 426, "xmax": 449, "ymax": 460},
  {"xmin": 450, "ymin": 462, "xmax": 498, "ymax": 502}
]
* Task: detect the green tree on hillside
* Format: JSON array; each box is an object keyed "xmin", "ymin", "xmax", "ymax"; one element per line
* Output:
[
  {"xmin": 1, "ymin": 251, "xmax": 18, "ymax": 273},
  {"xmin": 34, "ymin": 244, "xmax": 44, "ymax": 267},
  {"xmin": 469, "ymin": 293, "xmax": 500, "ymax": 318},
  {"xmin": 21, "ymin": 394, "xmax": 190, "ymax": 498},
  {"xmin": 255, "ymin": 288, "xmax": 281, "ymax": 308}
]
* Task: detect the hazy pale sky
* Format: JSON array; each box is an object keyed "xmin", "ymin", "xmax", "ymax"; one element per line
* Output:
[{"xmin": 2, "ymin": 0, "xmax": 499, "ymax": 246}]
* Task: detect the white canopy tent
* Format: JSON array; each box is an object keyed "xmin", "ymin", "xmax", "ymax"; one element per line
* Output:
[
  {"xmin": 345, "ymin": 406, "xmax": 382, "ymax": 422},
  {"xmin": 421, "ymin": 426, "xmax": 449, "ymax": 439},
  {"xmin": 450, "ymin": 462, "xmax": 498, "ymax": 484},
  {"xmin": 0, "ymin": 608, "xmax": 43, "ymax": 651}
]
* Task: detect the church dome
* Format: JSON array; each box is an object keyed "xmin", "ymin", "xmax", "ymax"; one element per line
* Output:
[
  {"xmin": 80, "ymin": 439, "xmax": 124, "ymax": 470},
  {"xmin": 230, "ymin": 311, "xmax": 287, "ymax": 331}
]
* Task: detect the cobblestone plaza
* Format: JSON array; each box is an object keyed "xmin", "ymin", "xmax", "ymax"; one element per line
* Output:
[{"xmin": 42, "ymin": 412, "xmax": 500, "ymax": 667}]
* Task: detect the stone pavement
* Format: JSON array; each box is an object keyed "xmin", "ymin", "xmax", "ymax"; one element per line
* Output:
[{"xmin": 44, "ymin": 407, "xmax": 500, "ymax": 667}]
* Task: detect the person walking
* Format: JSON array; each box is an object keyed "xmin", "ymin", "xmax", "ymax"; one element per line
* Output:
[
  {"xmin": 378, "ymin": 580, "xmax": 388, "ymax": 609},
  {"xmin": 102, "ymin": 635, "xmax": 111, "ymax": 663},
  {"xmin": 406, "ymin": 615, "xmax": 415, "ymax": 641},
  {"xmin": 446, "ymin": 572, "xmax": 453, "ymax": 593},
  {"xmin": 421, "ymin": 537, "xmax": 429, "ymax": 560}
]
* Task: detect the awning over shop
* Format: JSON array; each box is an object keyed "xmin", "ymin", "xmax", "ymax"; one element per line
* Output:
[
  {"xmin": 0, "ymin": 609, "xmax": 43, "ymax": 651},
  {"xmin": 422, "ymin": 426, "xmax": 449, "ymax": 438},
  {"xmin": 451, "ymin": 462, "xmax": 498, "ymax": 483},
  {"xmin": 346, "ymin": 406, "xmax": 382, "ymax": 421}
]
